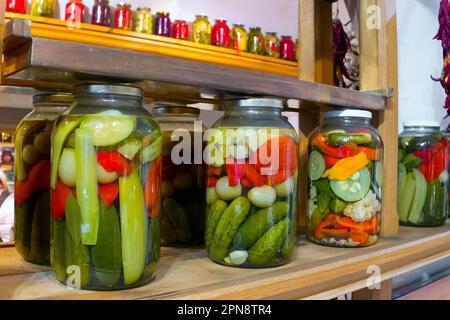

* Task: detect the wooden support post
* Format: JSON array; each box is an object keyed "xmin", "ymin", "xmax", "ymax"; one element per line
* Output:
[
  {"xmin": 359, "ymin": 0, "xmax": 399, "ymax": 237},
  {"xmin": 352, "ymin": 279, "xmax": 393, "ymax": 300},
  {"xmin": 0, "ymin": 0, "xmax": 5, "ymax": 84}
]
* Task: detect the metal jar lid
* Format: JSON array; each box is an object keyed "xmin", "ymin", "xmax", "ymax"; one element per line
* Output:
[
  {"xmin": 33, "ymin": 93, "xmax": 74, "ymax": 105},
  {"xmin": 229, "ymin": 98, "xmax": 283, "ymax": 109},
  {"xmin": 74, "ymin": 83, "xmax": 143, "ymax": 97},
  {"xmin": 152, "ymin": 105, "xmax": 200, "ymax": 116},
  {"xmin": 403, "ymin": 120, "xmax": 440, "ymax": 128},
  {"xmin": 324, "ymin": 109, "xmax": 373, "ymax": 119}
]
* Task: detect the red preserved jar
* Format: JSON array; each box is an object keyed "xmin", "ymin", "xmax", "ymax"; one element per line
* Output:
[
  {"xmin": 211, "ymin": 19, "xmax": 230, "ymax": 47},
  {"xmin": 280, "ymin": 36, "xmax": 295, "ymax": 61},
  {"xmin": 155, "ymin": 11, "xmax": 171, "ymax": 37},
  {"xmin": 114, "ymin": 2, "xmax": 132, "ymax": 30},
  {"xmin": 172, "ymin": 20, "xmax": 189, "ymax": 40},
  {"xmin": 6, "ymin": 0, "xmax": 26, "ymax": 13},
  {"xmin": 65, "ymin": 0, "xmax": 85, "ymax": 24}
]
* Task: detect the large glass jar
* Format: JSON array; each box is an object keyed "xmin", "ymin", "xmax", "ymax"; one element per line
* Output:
[
  {"xmin": 398, "ymin": 122, "xmax": 448, "ymax": 227},
  {"xmin": 50, "ymin": 84, "xmax": 161, "ymax": 290},
  {"xmin": 114, "ymin": 2, "xmax": 132, "ymax": 30},
  {"xmin": 65, "ymin": 0, "xmax": 85, "ymax": 24},
  {"xmin": 6, "ymin": 0, "xmax": 26, "ymax": 13},
  {"xmin": 307, "ymin": 110, "xmax": 383, "ymax": 248},
  {"xmin": 280, "ymin": 36, "xmax": 295, "ymax": 61},
  {"xmin": 248, "ymin": 27, "xmax": 265, "ymax": 55},
  {"xmin": 153, "ymin": 106, "xmax": 205, "ymax": 246},
  {"xmin": 264, "ymin": 32, "xmax": 280, "ymax": 58},
  {"xmin": 172, "ymin": 20, "xmax": 189, "ymax": 40},
  {"xmin": 14, "ymin": 93, "xmax": 73, "ymax": 265},
  {"xmin": 154, "ymin": 11, "xmax": 171, "ymax": 37},
  {"xmin": 211, "ymin": 19, "xmax": 231, "ymax": 48},
  {"xmin": 205, "ymin": 98, "xmax": 299, "ymax": 268},
  {"xmin": 231, "ymin": 24, "xmax": 248, "ymax": 51},
  {"xmin": 134, "ymin": 7, "xmax": 153, "ymax": 34},
  {"xmin": 91, "ymin": 0, "xmax": 111, "ymax": 27},
  {"xmin": 30, "ymin": 0, "xmax": 55, "ymax": 17},
  {"xmin": 193, "ymin": 15, "xmax": 212, "ymax": 44}
]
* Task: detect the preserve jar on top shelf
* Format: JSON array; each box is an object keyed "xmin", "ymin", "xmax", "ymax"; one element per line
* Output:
[
  {"xmin": 50, "ymin": 84, "xmax": 162, "ymax": 290},
  {"xmin": 248, "ymin": 27, "xmax": 265, "ymax": 55},
  {"xmin": 264, "ymin": 32, "xmax": 280, "ymax": 58},
  {"xmin": 172, "ymin": 20, "xmax": 190, "ymax": 40},
  {"xmin": 307, "ymin": 109, "xmax": 383, "ymax": 248},
  {"xmin": 231, "ymin": 24, "xmax": 248, "ymax": 51},
  {"xmin": 91, "ymin": 0, "xmax": 111, "ymax": 27},
  {"xmin": 398, "ymin": 121, "xmax": 448, "ymax": 227},
  {"xmin": 211, "ymin": 19, "xmax": 231, "ymax": 48},
  {"xmin": 193, "ymin": 15, "xmax": 212, "ymax": 44},
  {"xmin": 14, "ymin": 93, "xmax": 73, "ymax": 265},
  {"xmin": 205, "ymin": 98, "xmax": 298, "ymax": 268},
  {"xmin": 65, "ymin": 0, "xmax": 85, "ymax": 24},
  {"xmin": 134, "ymin": 7, "xmax": 153, "ymax": 34},
  {"xmin": 114, "ymin": 2, "xmax": 132, "ymax": 30},
  {"xmin": 6, "ymin": 0, "xmax": 26, "ymax": 14},
  {"xmin": 31, "ymin": 0, "xmax": 55, "ymax": 17},
  {"xmin": 152, "ymin": 106, "xmax": 206, "ymax": 246},
  {"xmin": 280, "ymin": 36, "xmax": 295, "ymax": 61},
  {"xmin": 155, "ymin": 11, "xmax": 171, "ymax": 37}
]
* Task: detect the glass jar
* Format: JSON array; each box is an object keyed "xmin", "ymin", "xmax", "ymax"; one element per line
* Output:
[
  {"xmin": 154, "ymin": 11, "xmax": 171, "ymax": 37},
  {"xmin": 398, "ymin": 122, "xmax": 448, "ymax": 227},
  {"xmin": 114, "ymin": 2, "xmax": 132, "ymax": 30},
  {"xmin": 248, "ymin": 27, "xmax": 265, "ymax": 55},
  {"xmin": 264, "ymin": 32, "xmax": 280, "ymax": 58},
  {"xmin": 65, "ymin": 0, "xmax": 85, "ymax": 24},
  {"xmin": 30, "ymin": 0, "xmax": 55, "ymax": 17},
  {"xmin": 280, "ymin": 36, "xmax": 295, "ymax": 61},
  {"xmin": 153, "ymin": 106, "xmax": 205, "ymax": 246},
  {"xmin": 6, "ymin": 0, "xmax": 26, "ymax": 14},
  {"xmin": 231, "ymin": 24, "xmax": 248, "ymax": 51},
  {"xmin": 91, "ymin": 0, "xmax": 111, "ymax": 27},
  {"xmin": 172, "ymin": 20, "xmax": 189, "ymax": 40},
  {"xmin": 134, "ymin": 7, "xmax": 153, "ymax": 34},
  {"xmin": 294, "ymin": 38, "xmax": 299, "ymax": 62},
  {"xmin": 50, "ymin": 84, "xmax": 161, "ymax": 290},
  {"xmin": 211, "ymin": 19, "xmax": 230, "ymax": 48},
  {"xmin": 14, "ymin": 93, "xmax": 73, "ymax": 265},
  {"xmin": 307, "ymin": 110, "xmax": 383, "ymax": 248},
  {"xmin": 193, "ymin": 15, "xmax": 211, "ymax": 44},
  {"xmin": 205, "ymin": 98, "xmax": 299, "ymax": 268}
]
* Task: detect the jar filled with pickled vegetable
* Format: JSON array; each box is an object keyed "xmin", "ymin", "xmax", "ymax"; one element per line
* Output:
[
  {"xmin": 65, "ymin": 0, "xmax": 85, "ymax": 24},
  {"xmin": 398, "ymin": 122, "xmax": 448, "ymax": 227},
  {"xmin": 153, "ymin": 106, "xmax": 205, "ymax": 246},
  {"xmin": 231, "ymin": 24, "xmax": 248, "ymax": 51},
  {"xmin": 134, "ymin": 7, "xmax": 153, "ymax": 34},
  {"xmin": 248, "ymin": 27, "xmax": 265, "ymax": 55},
  {"xmin": 7, "ymin": 0, "xmax": 26, "ymax": 14},
  {"xmin": 154, "ymin": 11, "xmax": 171, "ymax": 37},
  {"xmin": 50, "ymin": 84, "xmax": 161, "ymax": 290},
  {"xmin": 91, "ymin": 0, "xmax": 111, "ymax": 27},
  {"xmin": 307, "ymin": 110, "xmax": 383, "ymax": 248},
  {"xmin": 193, "ymin": 15, "xmax": 211, "ymax": 44},
  {"xmin": 31, "ymin": 0, "xmax": 55, "ymax": 17},
  {"xmin": 172, "ymin": 20, "xmax": 189, "ymax": 40},
  {"xmin": 280, "ymin": 36, "xmax": 295, "ymax": 61},
  {"xmin": 15, "ymin": 93, "xmax": 73, "ymax": 265},
  {"xmin": 211, "ymin": 19, "xmax": 231, "ymax": 48},
  {"xmin": 264, "ymin": 32, "xmax": 279, "ymax": 58},
  {"xmin": 205, "ymin": 98, "xmax": 298, "ymax": 268},
  {"xmin": 114, "ymin": 2, "xmax": 132, "ymax": 30}
]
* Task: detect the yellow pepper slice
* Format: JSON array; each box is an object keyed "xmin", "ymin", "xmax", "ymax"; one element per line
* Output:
[{"xmin": 322, "ymin": 152, "xmax": 369, "ymax": 181}]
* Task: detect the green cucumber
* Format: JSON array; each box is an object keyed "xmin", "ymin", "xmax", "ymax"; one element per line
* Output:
[
  {"xmin": 422, "ymin": 180, "xmax": 447, "ymax": 226},
  {"xmin": 398, "ymin": 172, "xmax": 416, "ymax": 223},
  {"xmin": 160, "ymin": 212, "xmax": 177, "ymax": 244},
  {"xmin": 397, "ymin": 163, "xmax": 407, "ymax": 201},
  {"xmin": 205, "ymin": 199, "xmax": 228, "ymax": 248},
  {"xmin": 398, "ymin": 149, "xmax": 405, "ymax": 162},
  {"xmin": 51, "ymin": 219, "xmax": 66, "ymax": 282},
  {"xmin": 141, "ymin": 136, "xmax": 162, "ymax": 163},
  {"xmin": 51, "ymin": 117, "xmax": 82, "ymax": 189},
  {"xmin": 233, "ymin": 202, "xmax": 289, "ymax": 250},
  {"xmin": 402, "ymin": 153, "xmax": 422, "ymax": 171},
  {"xmin": 15, "ymin": 121, "xmax": 46, "ymax": 181},
  {"xmin": 80, "ymin": 115, "xmax": 134, "ymax": 147},
  {"xmin": 248, "ymin": 218, "xmax": 288, "ymax": 266},
  {"xmin": 117, "ymin": 138, "xmax": 142, "ymax": 160},
  {"xmin": 330, "ymin": 167, "xmax": 371, "ymax": 202},
  {"xmin": 407, "ymin": 169, "xmax": 427, "ymax": 225},
  {"xmin": 91, "ymin": 201, "xmax": 122, "ymax": 288},
  {"xmin": 75, "ymin": 128, "xmax": 100, "ymax": 245},
  {"xmin": 327, "ymin": 133, "xmax": 372, "ymax": 146},
  {"xmin": 14, "ymin": 193, "xmax": 38, "ymax": 259},
  {"xmin": 307, "ymin": 208, "xmax": 329, "ymax": 236},
  {"xmin": 119, "ymin": 171, "xmax": 147, "ymax": 286},
  {"xmin": 308, "ymin": 151, "xmax": 326, "ymax": 181},
  {"xmin": 148, "ymin": 217, "xmax": 160, "ymax": 263},
  {"xmin": 30, "ymin": 191, "xmax": 50, "ymax": 264},
  {"xmin": 162, "ymin": 198, "xmax": 194, "ymax": 243},
  {"xmin": 375, "ymin": 161, "xmax": 383, "ymax": 187},
  {"xmin": 209, "ymin": 197, "xmax": 251, "ymax": 262}
]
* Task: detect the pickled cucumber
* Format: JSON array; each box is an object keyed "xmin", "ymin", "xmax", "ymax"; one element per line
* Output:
[
  {"xmin": 209, "ymin": 197, "xmax": 251, "ymax": 262},
  {"xmin": 30, "ymin": 192, "xmax": 50, "ymax": 263},
  {"xmin": 205, "ymin": 199, "xmax": 227, "ymax": 247},
  {"xmin": 233, "ymin": 202, "xmax": 288, "ymax": 250},
  {"xmin": 14, "ymin": 193, "xmax": 38, "ymax": 259},
  {"xmin": 80, "ymin": 115, "xmax": 134, "ymax": 147},
  {"xmin": 51, "ymin": 219, "xmax": 66, "ymax": 282},
  {"xmin": 162, "ymin": 198, "xmax": 194, "ymax": 243},
  {"xmin": 148, "ymin": 217, "xmax": 160, "ymax": 263}
]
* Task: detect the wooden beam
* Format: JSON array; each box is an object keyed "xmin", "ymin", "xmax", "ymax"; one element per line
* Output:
[
  {"xmin": 0, "ymin": 0, "xmax": 5, "ymax": 84},
  {"xmin": 352, "ymin": 280, "xmax": 393, "ymax": 300}
]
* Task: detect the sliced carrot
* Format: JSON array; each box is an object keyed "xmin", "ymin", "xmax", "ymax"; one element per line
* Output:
[{"xmin": 349, "ymin": 231, "xmax": 369, "ymax": 244}]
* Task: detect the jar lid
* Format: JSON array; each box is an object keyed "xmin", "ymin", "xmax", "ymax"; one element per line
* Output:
[
  {"xmin": 33, "ymin": 93, "xmax": 74, "ymax": 105},
  {"xmin": 266, "ymin": 32, "xmax": 277, "ymax": 35},
  {"xmin": 229, "ymin": 98, "xmax": 283, "ymax": 109},
  {"xmin": 152, "ymin": 106, "xmax": 200, "ymax": 116},
  {"xmin": 403, "ymin": 121, "xmax": 441, "ymax": 128},
  {"xmin": 324, "ymin": 109, "xmax": 372, "ymax": 119},
  {"xmin": 74, "ymin": 83, "xmax": 143, "ymax": 97}
]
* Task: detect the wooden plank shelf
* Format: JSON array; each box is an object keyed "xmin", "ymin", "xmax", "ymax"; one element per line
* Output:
[
  {"xmin": 1, "ymin": 17, "xmax": 388, "ymax": 111},
  {"xmin": 2, "ymin": 224, "xmax": 450, "ymax": 300}
]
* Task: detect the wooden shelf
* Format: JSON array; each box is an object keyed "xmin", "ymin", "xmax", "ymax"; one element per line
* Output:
[
  {"xmin": 1, "ymin": 17, "xmax": 388, "ymax": 111},
  {"xmin": 2, "ymin": 224, "xmax": 450, "ymax": 300}
]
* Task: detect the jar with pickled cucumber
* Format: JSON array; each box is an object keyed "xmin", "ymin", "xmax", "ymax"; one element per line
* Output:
[
  {"xmin": 193, "ymin": 15, "xmax": 212, "ymax": 44},
  {"xmin": 307, "ymin": 110, "xmax": 383, "ymax": 248},
  {"xmin": 153, "ymin": 106, "xmax": 205, "ymax": 246},
  {"xmin": 248, "ymin": 27, "xmax": 265, "ymax": 55},
  {"xmin": 398, "ymin": 122, "xmax": 448, "ymax": 227},
  {"xmin": 31, "ymin": 0, "xmax": 55, "ymax": 17},
  {"xmin": 205, "ymin": 98, "xmax": 298, "ymax": 268},
  {"xmin": 14, "ymin": 93, "xmax": 73, "ymax": 265},
  {"xmin": 231, "ymin": 24, "xmax": 248, "ymax": 51},
  {"xmin": 264, "ymin": 32, "xmax": 279, "ymax": 58},
  {"xmin": 50, "ymin": 84, "xmax": 161, "ymax": 290}
]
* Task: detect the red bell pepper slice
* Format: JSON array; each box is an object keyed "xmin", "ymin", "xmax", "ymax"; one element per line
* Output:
[
  {"xmin": 207, "ymin": 176, "xmax": 218, "ymax": 187},
  {"xmin": 244, "ymin": 164, "xmax": 266, "ymax": 186},
  {"xmin": 98, "ymin": 183, "xmax": 119, "ymax": 208},
  {"xmin": 324, "ymin": 155, "xmax": 340, "ymax": 169},
  {"xmin": 15, "ymin": 160, "xmax": 51, "ymax": 205},
  {"xmin": 97, "ymin": 151, "xmax": 132, "ymax": 176},
  {"xmin": 414, "ymin": 138, "xmax": 448, "ymax": 164},
  {"xmin": 144, "ymin": 157, "xmax": 161, "ymax": 213},
  {"xmin": 311, "ymin": 134, "xmax": 355, "ymax": 159},
  {"xmin": 226, "ymin": 159, "xmax": 246, "ymax": 186},
  {"xmin": 419, "ymin": 152, "xmax": 446, "ymax": 181},
  {"xmin": 51, "ymin": 181, "xmax": 74, "ymax": 220},
  {"xmin": 253, "ymin": 136, "xmax": 298, "ymax": 174},
  {"xmin": 358, "ymin": 147, "xmax": 380, "ymax": 161},
  {"xmin": 241, "ymin": 178, "xmax": 252, "ymax": 188},
  {"xmin": 149, "ymin": 197, "xmax": 161, "ymax": 218},
  {"xmin": 207, "ymin": 165, "xmax": 223, "ymax": 177},
  {"xmin": 266, "ymin": 168, "xmax": 294, "ymax": 185}
]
